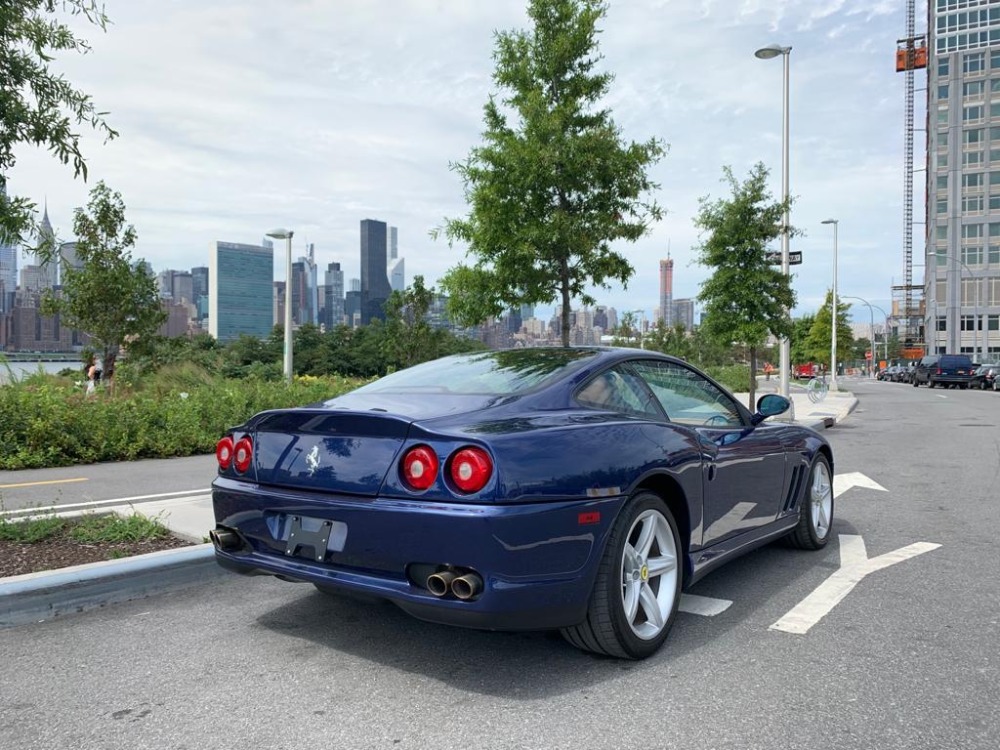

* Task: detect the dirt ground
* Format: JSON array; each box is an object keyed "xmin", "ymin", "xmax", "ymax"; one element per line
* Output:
[{"xmin": 0, "ymin": 532, "xmax": 194, "ymax": 578}]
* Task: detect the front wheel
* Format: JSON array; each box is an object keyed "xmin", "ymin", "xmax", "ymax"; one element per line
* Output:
[
  {"xmin": 784, "ymin": 454, "xmax": 833, "ymax": 550},
  {"xmin": 561, "ymin": 493, "xmax": 682, "ymax": 659}
]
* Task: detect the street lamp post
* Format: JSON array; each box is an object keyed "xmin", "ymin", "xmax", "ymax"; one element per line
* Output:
[
  {"xmin": 934, "ymin": 250, "xmax": 982, "ymax": 360},
  {"xmin": 842, "ymin": 295, "xmax": 877, "ymax": 377},
  {"xmin": 821, "ymin": 219, "xmax": 839, "ymax": 391},
  {"xmin": 755, "ymin": 43, "xmax": 793, "ymax": 398},
  {"xmin": 266, "ymin": 228, "xmax": 295, "ymax": 383},
  {"xmin": 628, "ymin": 309, "xmax": 646, "ymax": 349}
]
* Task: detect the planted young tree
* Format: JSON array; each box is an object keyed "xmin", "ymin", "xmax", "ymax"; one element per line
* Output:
[
  {"xmin": 1, "ymin": 0, "xmax": 117, "ymax": 246},
  {"xmin": 40, "ymin": 182, "xmax": 165, "ymax": 384},
  {"xmin": 437, "ymin": 0, "xmax": 664, "ymax": 346},
  {"xmin": 804, "ymin": 291, "xmax": 854, "ymax": 372},
  {"xmin": 694, "ymin": 163, "xmax": 796, "ymax": 409}
]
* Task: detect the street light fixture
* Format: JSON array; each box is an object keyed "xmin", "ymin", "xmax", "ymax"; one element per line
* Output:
[
  {"xmin": 266, "ymin": 228, "xmax": 295, "ymax": 383},
  {"xmin": 932, "ymin": 250, "xmax": 982, "ymax": 361},
  {"xmin": 843, "ymin": 294, "xmax": 876, "ymax": 378},
  {"xmin": 821, "ymin": 219, "xmax": 839, "ymax": 391},
  {"xmin": 755, "ymin": 43, "xmax": 793, "ymax": 398},
  {"xmin": 628, "ymin": 309, "xmax": 646, "ymax": 349}
]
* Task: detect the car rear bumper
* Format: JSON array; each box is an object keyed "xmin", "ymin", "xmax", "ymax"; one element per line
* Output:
[{"xmin": 211, "ymin": 478, "xmax": 625, "ymax": 631}]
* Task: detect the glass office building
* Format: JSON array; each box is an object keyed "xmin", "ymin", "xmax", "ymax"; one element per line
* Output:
[
  {"xmin": 927, "ymin": 0, "xmax": 1000, "ymax": 356},
  {"xmin": 208, "ymin": 241, "xmax": 273, "ymax": 343}
]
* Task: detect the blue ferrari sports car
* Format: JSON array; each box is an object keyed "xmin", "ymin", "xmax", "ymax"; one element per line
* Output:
[{"xmin": 210, "ymin": 347, "xmax": 834, "ymax": 659}]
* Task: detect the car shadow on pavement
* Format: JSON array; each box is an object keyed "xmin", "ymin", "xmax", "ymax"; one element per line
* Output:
[{"xmin": 252, "ymin": 521, "xmax": 855, "ymax": 698}]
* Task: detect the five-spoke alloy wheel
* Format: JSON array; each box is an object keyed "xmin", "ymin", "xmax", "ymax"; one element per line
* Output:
[
  {"xmin": 562, "ymin": 492, "xmax": 682, "ymax": 659},
  {"xmin": 785, "ymin": 453, "xmax": 833, "ymax": 550}
]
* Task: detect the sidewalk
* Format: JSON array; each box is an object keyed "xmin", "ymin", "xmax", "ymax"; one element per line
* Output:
[{"xmin": 733, "ymin": 376, "xmax": 858, "ymax": 431}]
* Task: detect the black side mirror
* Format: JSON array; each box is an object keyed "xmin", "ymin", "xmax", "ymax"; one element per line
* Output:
[{"xmin": 750, "ymin": 394, "xmax": 790, "ymax": 426}]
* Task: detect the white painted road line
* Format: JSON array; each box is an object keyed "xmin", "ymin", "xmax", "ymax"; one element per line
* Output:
[
  {"xmin": 833, "ymin": 472, "xmax": 887, "ymax": 499},
  {"xmin": 769, "ymin": 534, "xmax": 941, "ymax": 635},
  {"xmin": 0, "ymin": 488, "xmax": 212, "ymax": 518},
  {"xmin": 679, "ymin": 594, "xmax": 733, "ymax": 617}
]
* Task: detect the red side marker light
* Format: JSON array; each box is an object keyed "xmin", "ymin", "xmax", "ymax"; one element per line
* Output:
[{"xmin": 578, "ymin": 511, "xmax": 601, "ymax": 525}]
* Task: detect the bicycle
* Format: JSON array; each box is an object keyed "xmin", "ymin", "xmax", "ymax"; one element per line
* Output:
[{"xmin": 805, "ymin": 374, "xmax": 829, "ymax": 403}]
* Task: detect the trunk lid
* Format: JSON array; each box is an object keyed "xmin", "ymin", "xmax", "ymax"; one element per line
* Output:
[{"xmin": 250, "ymin": 409, "xmax": 412, "ymax": 496}]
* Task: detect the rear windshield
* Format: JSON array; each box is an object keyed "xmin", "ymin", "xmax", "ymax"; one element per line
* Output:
[
  {"xmin": 941, "ymin": 356, "xmax": 973, "ymax": 367},
  {"xmin": 348, "ymin": 349, "xmax": 599, "ymax": 396}
]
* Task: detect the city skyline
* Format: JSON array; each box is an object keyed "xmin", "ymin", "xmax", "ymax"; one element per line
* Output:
[{"xmin": 8, "ymin": 0, "xmax": 916, "ymax": 326}]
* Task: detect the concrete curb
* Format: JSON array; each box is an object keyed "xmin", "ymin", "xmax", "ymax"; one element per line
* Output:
[{"xmin": 0, "ymin": 543, "xmax": 223, "ymax": 628}]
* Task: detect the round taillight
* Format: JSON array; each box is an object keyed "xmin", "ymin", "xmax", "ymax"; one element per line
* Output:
[
  {"xmin": 401, "ymin": 445, "xmax": 439, "ymax": 491},
  {"xmin": 216, "ymin": 436, "xmax": 234, "ymax": 471},
  {"xmin": 449, "ymin": 447, "xmax": 493, "ymax": 494},
  {"xmin": 233, "ymin": 436, "xmax": 253, "ymax": 474}
]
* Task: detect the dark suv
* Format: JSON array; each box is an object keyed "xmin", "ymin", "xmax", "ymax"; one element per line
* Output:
[{"xmin": 912, "ymin": 354, "xmax": 976, "ymax": 388}]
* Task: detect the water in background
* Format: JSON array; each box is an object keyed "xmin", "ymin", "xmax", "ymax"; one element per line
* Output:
[{"xmin": 1, "ymin": 361, "xmax": 82, "ymax": 385}]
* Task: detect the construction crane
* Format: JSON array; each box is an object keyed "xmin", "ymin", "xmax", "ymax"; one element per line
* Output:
[{"xmin": 895, "ymin": 0, "xmax": 927, "ymax": 358}]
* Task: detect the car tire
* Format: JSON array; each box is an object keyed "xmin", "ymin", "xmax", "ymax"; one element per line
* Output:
[
  {"xmin": 561, "ymin": 492, "xmax": 682, "ymax": 659},
  {"xmin": 784, "ymin": 454, "xmax": 834, "ymax": 551},
  {"xmin": 928, "ymin": 379, "xmax": 935, "ymax": 388}
]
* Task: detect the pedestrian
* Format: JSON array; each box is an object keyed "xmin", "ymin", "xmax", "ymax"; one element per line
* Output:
[{"xmin": 86, "ymin": 362, "xmax": 97, "ymax": 395}]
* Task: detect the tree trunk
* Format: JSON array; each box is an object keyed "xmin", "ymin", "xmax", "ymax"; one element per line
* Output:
[
  {"xmin": 748, "ymin": 346, "xmax": 757, "ymax": 411},
  {"xmin": 560, "ymin": 259, "xmax": 571, "ymax": 347}
]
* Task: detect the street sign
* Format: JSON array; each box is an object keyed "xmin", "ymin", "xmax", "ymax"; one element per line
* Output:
[{"xmin": 766, "ymin": 251, "xmax": 803, "ymax": 265}]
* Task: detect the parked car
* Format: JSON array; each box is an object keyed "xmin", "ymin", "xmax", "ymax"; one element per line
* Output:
[
  {"xmin": 912, "ymin": 353, "xmax": 976, "ymax": 388},
  {"xmin": 210, "ymin": 347, "xmax": 834, "ymax": 659},
  {"xmin": 970, "ymin": 363, "xmax": 1000, "ymax": 390}
]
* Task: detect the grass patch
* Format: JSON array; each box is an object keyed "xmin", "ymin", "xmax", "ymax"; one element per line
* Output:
[
  {"xmin": 68, "ymin": 513, "xmax": 171, "ymax": 543},
  {"xmin": 0, "ymin": 512, "xmax": 170, "ymax": 544},
  {"xmin": 0, "ymin": 516, "xmax": 66, "ymax": 543}
]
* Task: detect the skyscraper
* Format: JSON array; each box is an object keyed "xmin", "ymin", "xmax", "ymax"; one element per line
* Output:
[
  {"xmin": 0, "ymin": 242, "xmax": 15, "ymax": 314},
  {"xmin": 192, "ymin": 266, "xmax": 209, "ymax": 320},
  {"xmin": 209, "ymin": 241, "xmax": 274, "ymax": 343},
  {"xmin": 360, "ymin": 219, "xmax": 393, "ymax": 324},
  {"xmin": 927, "ymin": 5, "xmax": 1000, "ymax": 357},
  {"xmin": 659, "ymin": 256, "xmax": 674, "ymax": 327},
  {"xmin": 34, "ymin": 204, "xmax": 58, "ymax": 290},
  {"xmin": 324, "ymin": 261, "xmax": 344, "ymax": 328}
]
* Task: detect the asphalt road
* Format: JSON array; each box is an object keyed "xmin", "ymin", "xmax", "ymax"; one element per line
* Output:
[
  {"xmin": 0, "ymin": 454, "xmax": 217, "ymax": 511},
  {"xmin": 1, "ymin": 379, "xmax": 998, "ymax": 749}
]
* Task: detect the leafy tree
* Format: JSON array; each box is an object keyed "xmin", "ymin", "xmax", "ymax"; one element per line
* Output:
[
  {"xmin": 437, "ymin": 0, "xmax": 664, "ymax": 346},
  {"xmin": 40, "ymin": 182, "xmax": 165, "ymax": 383},
  {"xmin": 789, "ymin": 313, "xmax": 815, "ymax": 367},
  {"xmin": 382, "ymin": 275, "xmax": 435, "ymax": 370},
  {"xmin": 694, "ymin": 163, "xmax": 796, "ymax": 408},
  {"xmin": 804, "ymin": 291, "xmax": 854, "ymax": 371},
  {"xmin": 645, "ymin": 320, "xmax": 696, "ymax": 362},
  {"xmin": 610, "ymin": 310, "xmax": 640, "ymax": 347},
  {"xmin": 1, "ymin": 0, "xmax": 117, "ymax": 245}
]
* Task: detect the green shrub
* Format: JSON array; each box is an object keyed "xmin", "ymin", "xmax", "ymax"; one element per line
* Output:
[
  {"xmin": 703, "ymin": 364, "xmax": 753, "ymax": 395},
  {"xmin": 0, "ymin": 373, "xmax": 366, "ymax": 469}
]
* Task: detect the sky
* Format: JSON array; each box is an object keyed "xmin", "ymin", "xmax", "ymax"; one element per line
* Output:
[{"xmin": 8, "ymin": 0, "xmax": 925, "ymax": 327}]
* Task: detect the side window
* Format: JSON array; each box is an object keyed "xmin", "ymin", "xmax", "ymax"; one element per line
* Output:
[
  {"xmin": 632, "ymin": 360, "xmax": 743, "ymax": 427},
  {"xmin": 576, "ymin": 366, "xmax": 660, "ymax": 418}
]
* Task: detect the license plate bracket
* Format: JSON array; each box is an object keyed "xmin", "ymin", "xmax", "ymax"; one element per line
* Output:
[{"xmin": 284, "ymin": 515, "xmax": 347, "ymax": 561}]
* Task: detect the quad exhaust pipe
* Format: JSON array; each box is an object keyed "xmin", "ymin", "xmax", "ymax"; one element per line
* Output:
[
  {"xmin": 209, "ymin": 528, "xmax": 243, "ymax": 551},
  {"xmin": 424, "ymin": 567, "xmax": 483, "ymax": 601}
]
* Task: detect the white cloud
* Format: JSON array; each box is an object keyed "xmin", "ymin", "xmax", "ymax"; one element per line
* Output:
[{"xmin": 8, "ymin": 0, "xmax": 917, "ymax": 322}]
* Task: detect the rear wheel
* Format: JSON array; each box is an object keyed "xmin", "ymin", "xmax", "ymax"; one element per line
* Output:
[
  {"xmin": 785, "ymin": 454, "xmax": 833, "ymax": 550},
  {"xmin": 561, "ymin": 492, "xmax": 682, "ymax": 659}
]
